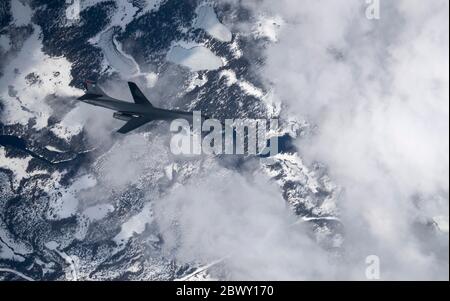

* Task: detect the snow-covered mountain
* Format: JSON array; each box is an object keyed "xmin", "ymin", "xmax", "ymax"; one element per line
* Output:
[
  {"xmin": 0, "ymin": 0, "xmax": 342, "ymax": 280},
  {"xmin": 1, "ymin": 0, "xmax": 447, "ymax": 281}
]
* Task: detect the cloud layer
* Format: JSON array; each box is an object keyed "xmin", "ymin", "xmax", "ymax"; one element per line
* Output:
[
  {"xmin": 250, "ymin": 0, "xmax": 449, "ymax": 279},
  {"xmin": 154, "ymin": 166, "xmax": 337, "ymax": 280},
  {"xmin": 153, "ymin": 0, "xmax": 448, "ymax": 280}
]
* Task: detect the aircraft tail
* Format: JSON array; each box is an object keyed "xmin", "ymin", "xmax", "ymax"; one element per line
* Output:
[
  {"xmin": 83, "ymin": 80, "xmax": 107, "ymax": 96},
  {"xmin": 78, "ymin": 80, "xmax": 111, "ymax": 101}
]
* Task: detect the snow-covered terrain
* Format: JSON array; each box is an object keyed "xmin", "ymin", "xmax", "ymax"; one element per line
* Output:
[
  {"xmin": 167, "ymin": 45, "xmax": 223, "ymax": 71},
  {"xmin": 0, "ymin": 0, "xmax": 447, "ymax": 281},
  {"xmin": 194, "ymin": 4, "xmax": 232, "ymax": 42}
]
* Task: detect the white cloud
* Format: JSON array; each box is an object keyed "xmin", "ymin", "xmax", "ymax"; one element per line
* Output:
[
  {"xmin": 154, "ymin": 167, "xmax": 336, "ymax": 280},
  {"xmin": 246, "ymin": 0, "xmax": 449, "ymax": 280}
]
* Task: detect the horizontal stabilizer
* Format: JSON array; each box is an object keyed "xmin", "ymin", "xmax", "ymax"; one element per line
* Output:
[
  {"xmin": 117, "ymin": 116, "xmax": 152, "ymax": 134},
  {"xmin": 128, "ymin": 82, "xmax": 153, "ymax": 106}
]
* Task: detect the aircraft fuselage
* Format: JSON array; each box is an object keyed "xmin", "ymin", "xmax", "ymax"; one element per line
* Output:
[
  {"xmin": 81, "ymin": 98, "xmax": 196, "ymax": 122},
  {"xmin": 78, "ymin": 81, "xmax": 205, "ymax": 133}
]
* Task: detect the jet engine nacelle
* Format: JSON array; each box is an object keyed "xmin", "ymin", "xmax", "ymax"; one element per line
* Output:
[{"xmin": 113, "ymin": 112, "xmax": 134, "ymax": 122}]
